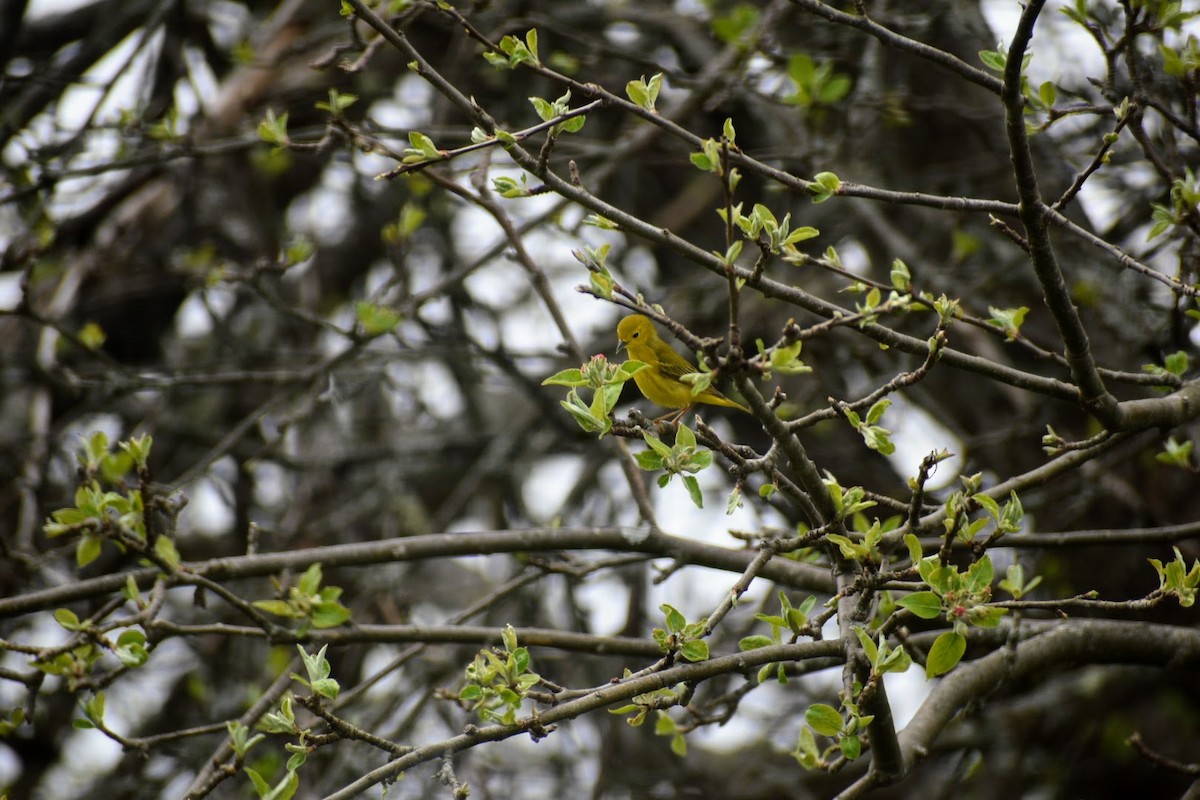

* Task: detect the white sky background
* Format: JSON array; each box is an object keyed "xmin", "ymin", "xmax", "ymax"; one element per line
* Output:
[{"xmin": 3, "ymin": 0, "xmax": 1198, "ymax": 792}]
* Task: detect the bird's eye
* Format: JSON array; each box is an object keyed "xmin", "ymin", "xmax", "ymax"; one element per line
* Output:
[{"xmin": 632, "ymin": 332, "xmax": 639, "ymax": 338}]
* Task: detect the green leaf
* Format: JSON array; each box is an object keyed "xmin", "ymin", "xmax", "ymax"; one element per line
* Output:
[
  {"xmin": 253, "ymin": 599, "xmax": 299, "ymax": 618},
  {"xmin": 769, "ymin": 341, "xmax": 811, "ymax": 375},
  {"xmin": 315, "ymin": 88, "xmax": 357, "ymax": 115},
  {"xmin": 853, "ymin": 626, "xmax": 879, "ymax": 665},
  {"xmin": 1164, "ymin": 350, "xmax": 1190, "ymax": 376},
  {"xmin": 879, "ymin": 645, "xmax": 913, "ymax": 675},
  {"xmin": 979, "ymin": 49, "xmax": 1007, "ymax": 72},
  {"xmin": 1000, "ymin": 563, "xmax": 1042, "ymax": 599},
  {"xmin": 810, "ymin": 171, "xmax": 841, "ymax": 203},
  {"xmin": 998, "ymin": 491, "xmax": 1024, "ymax": 532},
  {"xmin": 805, "ymin": 704, "xmax": 843, "ymax": 737},
  {"xmin": 661, "ymin": 604, "xmax": 686, "ymax": 633},
  {"xmin": 85, "ymin": 692, "xmax": 106, "ymax": 723},
  {"xmin": 634, "ymin": 449, "xmax": 664, "ymax": 470},
  {"xmin": 282, "ymin": 237, "xmax": 314, "ymax": 267},
  {"xmin": 245, "ymin": 766, "xmax": 272, "ymax": 797},
  {"xmin": 968, "ymin": 605, "xmax": 1008, "ymax": 628},
  {"xmin": 820, "ymin": 75, "xmax": 852, "ymax": 104},
  {"xmin": 626, "ymin": 77, "xmax": 652, "ymax": 111},
  {"xmin": 77, "ymin": 535, "xmax": 103, "ymax": 567},
  {"xmin": 720, "ymin": 117, "xmax": 736, "ymax": 144},
  {"xmin": 54, "ymin": 608, "xmax": 83, "ymax": 630},
  {"xmin": 675, "ymin": 424, "xmax": 697, "ymax": 449},
  {"xmin": 83, "ymin": 431, "xmax": 109, "ymax": 464},
  {"xmin": 987, "ymin": 306, "xmax": 1029, "ymax": 341},
  {"xmin": 583, "ymin": 213, "xmax": 618, "ymax": 230},
  {"xmin": 78, "ymin": 322, "xmax": 106, "ymax": 350},
  {"xmin": 897, "ymin": 591, "xmax": 943, "ymax": 620},
  {"xmin": 542, "ymin": 368, "xmax": 585, "ymax": 387},
  {"xmin": 826, "ymin": 533, "xmax": 866, "ymax": 561},
  {"xmin": 529, "ymin": 96, "xmax": 554, "ymax": 122},
  {"xmin": 725, "ymin": 485, "xmax": 743, "ymax": 515},
  {"xmin": 926, "ymin": 631, "xmax": 966, "ymax": 677},
  {"xmin": 793, "ymin": 726, "xmax": 820, "ymax": 768},
  {"xmin": 782, "ymin": 226, "xmax": 820, "ymax": 246},
  {"xmin": 680, "ymin": 639, "xmax": 709, "ymax": 662},
  {"xmin": 784, "ymin": 53, "xmax": 852, "ymax": 108},
  {"xmin": 268, "ymin": 768, "xmax": 299, "ymax": 800},
  {"xmin": 559, "ymin": 114, "xmax": 586, "ymax": 134},
  {"xmin": 297, "ymin": 563, "xmax": 323, "ymax": 596},
  {"xmin": 114, "ymin": 630, "xmax": 149, "ymax": 667},
  {"xmin": 903, "ymin": 533, "xmax": 923, "ymax": 563},
  {"xmin": 739, "ymin": 635, "xmax": 774, "ymax": 651},
  {"xmin": 975, "ymin": 494, "xmax": 1000, "ymax": 521},
  {"xmin": 153, "ymin": 535, "xmax": 181, "ymax": 569},
  {"xmin": 721, "ymin": 240, "xmax": 743, "ymax": 266},
  {"xmin": 713, "ymin": 5, "xmax": 759, "ymax": 43},
  {"xmin": 491, "ymin": 175, "xmax": 526, "ymax": 198},
  {"xmin": 355, "ymin": 302, "xmax": 402, "ymax": 336},
  {"xmin": 840, "ymin": 733, "xmax": 862, "ymax": 760},
  {"xmin": 965, "ymin": 555, "xmax": 994, "ymax": 593},
  {"xmin": 1142, "ymin": 203, "xmax": 1171, "ymax": 241},
  {"xmin": 410, "ymin": 131, "xmax": 441, "ymax": 160},
  {"xmin": 311, "ymin": 603, "xmax": 351, "ymax": 629},
  {"xmin": 256, "ymin": 109, "xmax": 289, "ymax": 146},
  {"xmin": 122, "ymin": 575, "xmax": 142, "ymax": 604},
  {"xmin": 866, "ymin": 398, "xmax": 890, "ymax": 425},
  {"xmin": 525, "ymin": 28, "xmax": 539, "ymax": 63},
  {"xmin": 297, "ymin": 644, "xmax": 330, "ymax": 683},
  {"xmin": 642, "ymin": 432, "xmax": 673, "ymax": 458},
  {"xmin": 682, "ymin": 475, "xmax": 703, "ymax": 508},
  {"xmin": 3, "ymin": 709, "xmax": 28, "ymax": 734},
  {"xmin": 484, "ymin": 48, "xmax": 512, "ymax": 69},
  {"xmin": 921, "ymin": 560, "xmax": 956, "ymax": 594},
  {"xmin": 285, "ymin": 747, "xmax": 307, "ymax": 774},
  {"xmin": 1156, "ymin": 437, "xmax": 1194, "ymax": 468},
  {"xmin": 690, "ymin": 151, "xmax": 714, "ymax": 171},
  {"xmin": 1038, "ymin": 81, "xmax": 1057, "ymax": 107}
]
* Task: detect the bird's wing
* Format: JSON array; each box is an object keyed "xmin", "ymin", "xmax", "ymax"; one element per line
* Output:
[{"xmin": 653, "ymin": 345, "xmax": 701, "ymax": 381}]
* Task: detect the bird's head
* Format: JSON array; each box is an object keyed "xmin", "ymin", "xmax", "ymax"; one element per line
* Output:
[{"xmin": 616, "ymin": 314, "xmax": 653, "ymax": 352}]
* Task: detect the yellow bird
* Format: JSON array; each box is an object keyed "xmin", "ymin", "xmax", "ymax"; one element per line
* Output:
[{"xmin": 616, "ymin": 313, "xmax": 749, "ymax": 420}]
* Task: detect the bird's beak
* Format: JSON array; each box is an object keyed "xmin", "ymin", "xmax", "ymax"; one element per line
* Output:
[{"xmin": 616, "ymin": 339, "xmax": 626, "ymax": 354}]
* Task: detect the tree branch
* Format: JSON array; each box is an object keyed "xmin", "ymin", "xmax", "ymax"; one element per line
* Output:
[
  {"xmin": 1001, "ymin": 0, "xmax": 1117, "ymax": 423},
  {"xmin": 0, "ymin": 527, "xmax": 836, "ymax": 619}
]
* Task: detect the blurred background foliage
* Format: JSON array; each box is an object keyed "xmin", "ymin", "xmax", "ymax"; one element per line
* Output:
[{"xmin": 1, "ymin": 0, "xmax": 1199, "ymax": 798}]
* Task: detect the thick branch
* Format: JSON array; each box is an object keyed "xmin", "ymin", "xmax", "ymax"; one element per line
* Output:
[
  {"xmin": 1001, "ymin": 0, "xmax": 1117, "ymax": 423},
  {"xmin": 0, "ymin": 527, "xmax": 835, "ymax": 619},
  {"xmin": 862, "ymin": 621, "xmax": 1200, "ymax": 791},
  {"xmin": 1111, "ymin": 379, "xmax": 1200, "ymax": 430}
]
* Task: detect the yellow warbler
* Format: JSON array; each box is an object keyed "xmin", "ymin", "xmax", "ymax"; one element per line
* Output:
[{"xmin": 616, "ymin": 314, "xmax": 749, "ymax": 419}]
